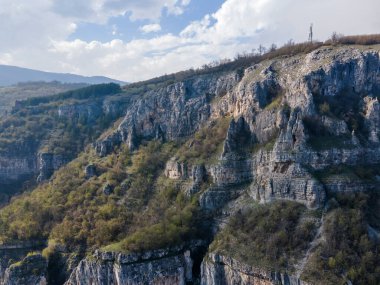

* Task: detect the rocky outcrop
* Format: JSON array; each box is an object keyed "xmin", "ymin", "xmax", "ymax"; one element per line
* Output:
[
  {"xmin": 1, "ymin": 253, "xmax": 47, "ymax": 285},
  {"xmin": 2, "ymin": 46, "xmax": 380, "ymax": 284},
  {"xmin": 251, "ymin": 160, "xmax": 325, "ymax": 208},
  {"xmin": 58, "ymin": 103, "xmax": 103, "ymax": 123},
  {"xmin": 164, "ymin": 158, "xmax": 189, "ymax": 180},
  {"xmin": 102, "ymin": 183, "xmax": 114, "ymax": 195},
  {"xmin": 84, "ymin": 164, "xmax": 97, "ymax": 179},
  {"xmin": 222, "ymin": 117, "xmax": 252, "ymax": 156},
  {"xmin": 95, "ymin": 73, "xmax": 240, "ymax": 154},
  {"xmin": 364, "ymin": 96, "xmax": 380, "ymax": 143},
  {"xmin": 37, "ymin": 153, "xmax": 68, "ymax": 183},
  {"xmin": 201, "ymin": 253, "xmax": 310, "ymax": 285},
  {"xmin": 65, "ymin": 247, "xmax": 196, "ymax": 285}
]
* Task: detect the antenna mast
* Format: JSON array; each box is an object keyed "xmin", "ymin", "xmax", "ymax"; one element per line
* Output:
[{"xmin": 308, "ymin": 23, "xmax": 313, "ymax": 43}]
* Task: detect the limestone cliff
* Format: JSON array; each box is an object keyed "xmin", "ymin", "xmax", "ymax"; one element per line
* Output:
[
  {"xmin": 0, "ymin": 87, "xmax": 127, "ymax": 198},
  {"xmin": 1, "ymin": 253, "xmax": 47, "ymax": 285},
  {"xmin": 65, "ymin": 248, "xmax": 195, "ymax": 285},
  {"xmin": 1, "ymin": 45, "xmax": 380, "ymax": 285}
]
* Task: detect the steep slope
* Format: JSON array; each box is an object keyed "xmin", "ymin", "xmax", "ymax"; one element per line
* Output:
[
  {"xmin": 0, "ymin": 83, "xmax": 126, "ymax": 205},
  {"xmin": 0, "ymin": 44, "xmax": 380, "ymax": 285},
  {"xmin": 0, "ymin": 65, "xmax": 125, "ymax": 87}
]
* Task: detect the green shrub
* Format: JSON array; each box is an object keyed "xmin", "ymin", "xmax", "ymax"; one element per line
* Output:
[
  {"xmin": 176, "ymin": 117, "xmax": 231, "ymax": 164},
  {"xmin": 210, "ymin": 201, "xmax": 319, "ymax": 271},
  {"xmin": 303, "ymin": 192, "xmax": 380, "ymax": 285}
]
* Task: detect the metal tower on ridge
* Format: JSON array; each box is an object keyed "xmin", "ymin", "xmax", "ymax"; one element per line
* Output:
[{"xmin": 308, "ymin": 23, "xmax": 313, "ymax": 43}]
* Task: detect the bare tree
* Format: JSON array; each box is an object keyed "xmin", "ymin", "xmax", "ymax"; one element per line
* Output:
[
  {"xmin": 330, "ymin": 31, "xmax": 344, "ymax": 45},
  {"xmin": 269, "ymin": 43, "xmax": 277, "ymax": 52},
  {"xmin": 258, "ymin": 44, "xmax": 266, "ymax": 55}
]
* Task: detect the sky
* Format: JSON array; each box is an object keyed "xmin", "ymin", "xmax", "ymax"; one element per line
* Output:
[{"xmin": 0, "ymin": 0, "xmax": 379, "ymax": 82}]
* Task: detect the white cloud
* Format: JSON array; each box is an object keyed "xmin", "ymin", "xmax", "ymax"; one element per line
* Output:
[
  {"xmin": 140, "ymin": 24, "xmax": 162, "ymax": 34},
  {"xmin": 51, "ymin": 0, "xmax": 191, "ymax": 22},
  {"xmin": 0, "ymin": 0, "xmax": 379, "ymax": 82}
]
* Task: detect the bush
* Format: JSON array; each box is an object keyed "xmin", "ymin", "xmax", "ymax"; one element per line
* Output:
[
  {"xmin": 210, "ymin": 201, "xmax": 319, "ymax": 271},
  {"xmin": 303, "ymin": 192, "xmax": 380, "ymax": 285},
  {"xmin": 325, "ymin": 34, "xmax": 380, "ymax": 46}
]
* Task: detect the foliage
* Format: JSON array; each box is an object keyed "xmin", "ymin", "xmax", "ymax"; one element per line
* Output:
[
  {"xmin": 313, "ymin": 88, "xmax": 365, "ymax": 133},
  {"xmin": 0, "ymin": 140, "xmax": 203, "ymax": 253},
  {"xmin": 210, "ymin": 201, "xmax": 319, "ymax": 272},
  {"xmin": 16, "ymin": 83, "xmax": 121, "ymax": 108},
  {"xmin": 0, "ymin": 81, "xmax": 87, "ymax": 116},
  {"xmin": 125, "ymin": 42, "xmax": 324, "ymax": 93},
  {"xmin": 264, "ymin": 94, "xmax": 283, "ymax": 111},
  {"xmin": 176, "ymin": 117, "xmax": 231, "ymax": 164},
  {"xmin": 304, "ymin": 86, "xmax": 370, "ymax": 150},
  {"xmin": 0, "ymin": 84, "xmax": 123, "ymax": 158},
  {"xmin": 326, "ymin": 33, "xmax": 380, "ymax": 46},
  {"xmin": 313, "ymin": 164, "xmax": 380, "ymax": 183},
  {"xmin": 303, "ymin": 192, "xmax": 380, "ymax": 285}
]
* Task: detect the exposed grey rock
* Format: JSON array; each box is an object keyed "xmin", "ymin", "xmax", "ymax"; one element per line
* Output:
[
  {"xmin": 102, "ymin": 183, "xmax": 114, "ymax": 195},
  {"xmin": 164, "ymin": 158, "xmax": 189, "ymax": 180},
  {"xmin": 84, "ymin": 164, "xmax": 97, "ymax": 179},
  {"xmin": 251, "ymin": 161, "xmax": 325, "ymax": 208},
  {"xmin": 95, "ymin": 72, "xmax": 240, "ymax": 154},
  {"xmin": 65, "ymin": 248, "xmax": 194, "ymax": 285},
  {"xmin": 58, "ymin": 103, "xmax": 103, "ymax": 123},
  {"xmin": 2, "ymin": 253, "xmax": 47, "ymax": 285},
  {"xmin": 364, "ymin": 96, "xmax": 380, "ymax": 143},
  {"xmin": 321, "ymin": 116, "xmax": 349, "ymax": 136},
  {"xmin": 185, "ymin": 164, "xmax": 207, "ymax": 197},
  {"xmin": 37, "ymin": 153, "xmax": 68, "ymax": 183},
  {"xmin": 222, "ymin": 117, "xmax": 251, "ymax": 157},
  {"xmin": 0, "ymin": 244, "xmax": 44, "ymax": 283},
  {"xmin": 201, "ymin": 253, "xmax": 311, "ymax": 285}
]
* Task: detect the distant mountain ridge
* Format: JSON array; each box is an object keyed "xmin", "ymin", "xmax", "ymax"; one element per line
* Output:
[{"xmin": 0, "ymin": 64, "xmax": 126, "ymax": 86}]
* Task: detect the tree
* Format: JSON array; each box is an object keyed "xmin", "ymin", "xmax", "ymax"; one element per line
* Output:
[{"xmin": 258, "ymin": 44, "xmax": 266, "ymax": 55}]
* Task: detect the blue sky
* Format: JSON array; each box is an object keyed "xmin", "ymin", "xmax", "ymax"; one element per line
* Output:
[
  {"xmin": 0, "ymin": 0, "xmax": 379, "ymax": 82},
  {"xmin": 69, "ymin": 1, "xmax": 225, "ymax": 43}
]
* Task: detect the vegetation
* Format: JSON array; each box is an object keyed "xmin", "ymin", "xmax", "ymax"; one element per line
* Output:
[
  {"xmin": 176, "ymin": 117, "xmax": 231, "ymax": 164},
  {"xmin": 0, "ymin": 84, "xmax": 122, "ymax": 156},
  {"xmin": 125, "ymin": 34, "xmax": 380, "ymax": 92},
  {"xmin": 0, "ymin": 140, "xmax": 204, "ymax": 254},
  {"xmin": 16, "ymin": 83, "xmax": 121, "ymax": 108},
  {"xmin": 313, "ymin": 164, "xmax": 380, "ymax": 183},
  {"xmin": 303, "ymin": 192, "xmax": 380, "ymax": 285},
  {"xmin": 326, "ymin": 33, "xmax": 380, "ymax": 46},
  {"xmin": 210, "ymin": 201, "xmax": 320, "ymax": 272},
  {"xmin": 0, "ymin": 81, "xmax": 87, "ymax": 116},
  {"xmin": 304, "ymin": 87, "xmax": 369, "ymax": 150},
  {"xmin": 125, "ymin": 42, "xmax": 324, "ymax": 92}
]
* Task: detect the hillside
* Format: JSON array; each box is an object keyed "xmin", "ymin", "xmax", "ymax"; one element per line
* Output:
[
  {"xmin": 0, "ymin": 82, "xmax": 88, "ymax": 116},
  {"xmin": 0, "ymin": 40, "xmax": 379, "ymax": 285},
  {"xmin": 0, "ymin": 65, "xmax": 126, "ymax": 87}
]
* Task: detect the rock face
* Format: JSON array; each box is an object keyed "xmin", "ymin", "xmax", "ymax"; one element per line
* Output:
[
  {"xmin": 37, "ymin": 153, "xmax": 68, "ymax": 183},
  {"xmin": 97, "ymin": 46, "xmax": 380, "ymax": 210},
  {"xmin": 0, "ymin": 93, "xmax": 130, "ymax": 197},
  {"xmin": 164, "ymin": 158, "xmax": 189, "ymax": 180},
  {"xmin": 1, "ymin": 253, "xmax": 47, "ymax": 285},
  {"xmin": 95, "ymin": 73, "xmax": 240, "ymax": 154},
  {"xmin": 2, "ymin": 46, "xmax": 380, "ymax": 284},
  {"xmin": 65, "ymin": 248, "xmax": 195, "ymax": 285},
  {"xmin": 102, "ymin": 183, "xmax": 114, "ymax": 195},
  {"xmin": 201, "ymin": 253, "xmax": 310, "ymax": 285},
  {"xmin": 26, "ymin": 46, "xmax": 380, "ymax": 284},
  {"xmin": 84, "ymin": 164, "xmax": 97, "ymax": 179}
]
